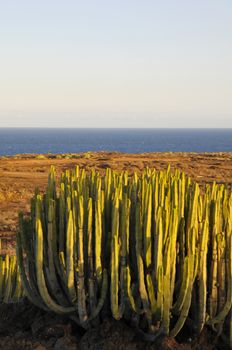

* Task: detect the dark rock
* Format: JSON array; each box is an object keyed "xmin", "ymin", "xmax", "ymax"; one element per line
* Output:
[
  {"xmin": 54, "ymin": 335, "xmax": 79, "ymax": 350},
  {"xmin": 79, "ymin": 319, "xmax": 140, "ymax": 350},
  {"xmin": 148, "ymin": 336, "xmax": 191, "ymax": 350},
  {"xmin": 34, "ymin": 346, "xmax": 48, "ymax": 350}
]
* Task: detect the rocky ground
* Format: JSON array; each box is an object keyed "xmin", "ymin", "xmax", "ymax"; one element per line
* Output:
[
  {"xmin": 0, "ymin": 152, "xmax": 231, "ymax": 349},
  {"xmin": 0, "ymin": 299, "xmax": 222, "ymax": 350}
]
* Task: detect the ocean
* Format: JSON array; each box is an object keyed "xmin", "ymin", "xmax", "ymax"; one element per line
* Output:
[{"xmin": 0, "ymin": 128, "xmax": 231, "ymax": 156}]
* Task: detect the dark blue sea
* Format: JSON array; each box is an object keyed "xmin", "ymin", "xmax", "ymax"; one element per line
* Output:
[{"xmin": 0, "ymin": 128, "xmax": 231, "ymax": 156}]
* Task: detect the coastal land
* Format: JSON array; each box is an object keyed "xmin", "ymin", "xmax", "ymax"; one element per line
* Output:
[
  {"xmin": 0, "ymin": 151, "xmax": 232, "ymax": 349},
  {"xmin": 0, "ymin": 151, "xmax": 232, "ymax": 254}
]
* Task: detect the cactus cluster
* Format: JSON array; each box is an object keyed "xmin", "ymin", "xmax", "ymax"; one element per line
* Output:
[
  {"xmin": 0, "ymin": 240, "xmax": 24, "ymax": 303},
  {"xmin": 16, "ymin": 166, "xmax": 232, "ymax": 344}
]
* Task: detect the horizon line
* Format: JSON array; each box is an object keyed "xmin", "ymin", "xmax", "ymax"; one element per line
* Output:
[{"xmin": 0, "ymin": 127, "xmax": 232, "ymax": 130}]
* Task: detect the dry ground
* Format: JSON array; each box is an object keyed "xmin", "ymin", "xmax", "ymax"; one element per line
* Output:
[
  {"xmin": 1, "ymin": 151, "xmax": 231, "ymax": 349},
  {"xmin": 0, "ymin": 151, "xmax": 232, "ymax": 254}
]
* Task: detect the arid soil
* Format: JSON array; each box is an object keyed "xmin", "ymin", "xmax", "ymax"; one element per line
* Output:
[
  {"xmin": 0, "ymin": 151, "xmax": 232, "ymax": 254},
  {"xmin": 0, "ymin": 152, "xmax": 231, "ymax": 349}
]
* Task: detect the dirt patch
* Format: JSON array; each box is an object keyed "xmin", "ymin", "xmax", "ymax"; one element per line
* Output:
[{"xmin": 0, "ymin": 152, "xmax": 232, "ymax": 254}]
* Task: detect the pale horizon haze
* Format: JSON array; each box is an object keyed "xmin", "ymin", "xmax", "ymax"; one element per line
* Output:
[{"xmin": 0, "ymin": 1, "xmax": 232, "ymax": 128}]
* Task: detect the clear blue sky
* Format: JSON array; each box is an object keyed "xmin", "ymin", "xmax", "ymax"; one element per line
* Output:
[{"xmin": 0, "ymin": 0, "xmax": 231, "ymax": 128}]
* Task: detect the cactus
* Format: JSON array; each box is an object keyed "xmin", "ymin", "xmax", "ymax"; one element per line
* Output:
[
  {"xmin": 0, "ymin": 251, "xmax": 24, "ymax": 303},
  {"xmin": 15, "ymin": 165, "xmax": 232, "ymax": 346}
]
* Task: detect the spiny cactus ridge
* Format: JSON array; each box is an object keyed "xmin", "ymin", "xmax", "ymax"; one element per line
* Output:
[{"xmin": 16, "ymin": 166, "xmax": 232, "ymax": 345}]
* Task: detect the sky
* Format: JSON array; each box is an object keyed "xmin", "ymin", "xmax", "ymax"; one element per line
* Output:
[{"xmin": 0, "ymin": 0, "xmax": 231, "ymax": 128}]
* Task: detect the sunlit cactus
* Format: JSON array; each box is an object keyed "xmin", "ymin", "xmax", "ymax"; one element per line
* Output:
[
  {"xmin": 0, "ymin": 240, "xmax": 24, "ymax": 303},
  {"xmin": 16, "ymin": 165, "xmax": 232, "ymax": 345}
]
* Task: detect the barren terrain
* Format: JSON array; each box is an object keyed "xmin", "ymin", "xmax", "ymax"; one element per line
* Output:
[
  {"xmin": 0, "ymin": 152, "xmax": 231, "ymax": 349},
  {"xmin": 0, "ymin": 151, "xmax": 232, "ymax": 255}
]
